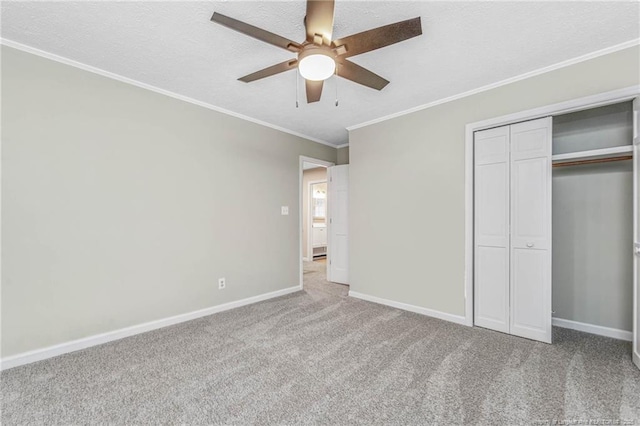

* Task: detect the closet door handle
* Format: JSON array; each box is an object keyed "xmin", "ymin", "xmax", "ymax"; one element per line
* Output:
[{"xmin": 526, "ymin": 242, "xmax": 534, "ymax": 248}]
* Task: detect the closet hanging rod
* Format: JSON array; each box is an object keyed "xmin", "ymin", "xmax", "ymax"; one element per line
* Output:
[{"xmin": 553, "ymin": 155, "xmax": 632, "ymax": 168}]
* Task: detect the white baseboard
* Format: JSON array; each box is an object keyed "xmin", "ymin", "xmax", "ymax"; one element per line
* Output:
[
  {"xmin": 348, "ymin": 291, "xmax": 467, "ymax": 326},
  {"xmin": 0, "ymin": 285, "xmax": 302, "ymax": 371},
  {"xmin": 552, "ymin": 317, "xmax": 632, "ymax": 341}
]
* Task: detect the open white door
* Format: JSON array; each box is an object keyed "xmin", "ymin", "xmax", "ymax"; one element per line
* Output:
[
  {"xmin": 327, "ymin": 165, "xmax": 348, "ymax": 284},
  {"xmin": 633, "ymin": 97, "xmax": 640, "ymax": 370}
]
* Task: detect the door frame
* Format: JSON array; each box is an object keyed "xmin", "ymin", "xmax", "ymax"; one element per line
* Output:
[
  {"xmin": 464, "ymin": 85, "xmax": 640, "ymax": 327},
  {"xmin": 634, "ymin": 98, "xmax": 640, "ymax": 368},
  {"xmin": 307, "ymin": 179, "xmax": 328, "ymax": 261},
  {"xmin": 299, "ymin": 156, "xmax": 334, "ymax": 288}
]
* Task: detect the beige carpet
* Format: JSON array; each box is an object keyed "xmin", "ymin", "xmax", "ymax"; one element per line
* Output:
[{"xmin": 1, "ymin": 264, "xmax": 639, "ymax": 424}]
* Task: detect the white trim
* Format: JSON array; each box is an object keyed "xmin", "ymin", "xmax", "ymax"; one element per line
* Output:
[
  {"xmin": 347, "ymin": 39, "xmax": 640, "ymax": 131},
  {"xmin": 464, "ymin": 117, "xmax": 474, "ymax": 326},
  {"xmin": 299, "ymin": 156, "xmax": 334, "ymax": 289},
  {"xmin": 552, "ymin": 318, "xmax": 632, "ymax": 342},
  {"xmin": 633, "ymin": 97, "xmax": 640, "ymax": 370},
  {"xmin": 552, "ymin": 145, "xmax": 633, "ymax": 162},
  {"xmin": 0, "ymin": 38, "xmax": 337, "ymax": 149},
  {"xmin": 336, "ymin": 143, "xmax": 349, "ymax": 149},
  {"xmin": 0, "ymin": 285, "xmax": 302, "ymax": 371},
  {"xmin": 465, "ymin": 86, "xmax": 640, "ymax": 134},
  {"xmin": 348, "ymin": 291, "xmax": 467, "ymax": 326},
  {"xmin": 0, "ymin": 45, "xmax": 3, "ymax": 361},
  {"xmin": 464, "ymin": 86, "xmax": 640, "ymax": 327}
]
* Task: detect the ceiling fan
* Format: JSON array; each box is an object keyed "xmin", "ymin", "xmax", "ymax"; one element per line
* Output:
[{"xmin": 211, "ymin": 0, "xmax": 422, "ymax": 103}]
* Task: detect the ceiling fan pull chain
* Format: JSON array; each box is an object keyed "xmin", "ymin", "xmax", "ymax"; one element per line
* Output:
[
  {"xmin": 296, "ymin": 69, "xmax": 299, "ymax": 108},
  {"xmin": 335, "ymin": 63, "xmax": 339, "ymax": 107}
]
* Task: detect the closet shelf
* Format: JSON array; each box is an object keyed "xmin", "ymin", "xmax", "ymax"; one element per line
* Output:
[{"xmin": 552, "ymin": 145, "xmax": 633, "ymax": 163}]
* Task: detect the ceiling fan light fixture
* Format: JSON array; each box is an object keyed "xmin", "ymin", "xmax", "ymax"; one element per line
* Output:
[{"xmin": 298, "ymin": 53, "xmax": 335, "ymax": 81}]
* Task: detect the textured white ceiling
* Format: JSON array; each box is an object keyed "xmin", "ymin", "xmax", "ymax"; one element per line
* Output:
[{"xmin": 2, "ymin": 1, "xmax": 639, "ymax": 146}]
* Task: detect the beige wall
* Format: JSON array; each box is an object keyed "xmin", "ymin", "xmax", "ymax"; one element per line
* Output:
[
  {"xmin": 1, "ymin": 46, "xmax": 337, "ymax": 357},
  {"xmin": 349, "ymin": 45, "xmax": 640, "ymax": 317},
  {"xmin": 302, "ymin": 167, "xmax": 327, "ymax": 259},
  {"xmin": 337, "ymin": 146, "xmax": 349, "ymax": 165}
]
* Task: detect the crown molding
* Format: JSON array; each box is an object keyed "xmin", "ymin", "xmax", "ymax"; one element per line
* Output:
[
  {"xmin": 346, "ymin": 38, "xmax": 640, "ymax": 132},
  {"xmin": 0, "ymin": 38, "xmax": 339, "ymax": 149},
  {"xmin": 4, "ymin": 37, "xmax": 638, "ymax": 147}
]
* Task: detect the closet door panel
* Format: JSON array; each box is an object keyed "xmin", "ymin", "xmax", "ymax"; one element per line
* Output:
[
  {"xmin": 510, "ymin": 117, "xmax": 552, "ymax": 343},
  {"xmin": 476, "ymin": 163, "xmax": 509, "ymax": 247},
  {"xmin": 475, "ymin": 246, "xmax": 510, "ymax": 332},
  {"xmin": 474, "ymin": 126, "xmax": 510, "ymax": 332},
  {"xmin": 510, "ymin": 248, "xmax": 551, "ymax": 342},
  {"xmin": 511, "ymin": 157, "xmax": 549, "ymax": 250},
  {"xmin": 476, "ymin": 129, "xmax": 509, "ymax": 165},
  {"xmin": 511, "ymin": 121, "xmax": 549, "ymax": 161}
]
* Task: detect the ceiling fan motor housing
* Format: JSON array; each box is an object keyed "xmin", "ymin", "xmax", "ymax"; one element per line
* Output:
[{"xmin": 298, "ymin": 44, "xmax": 336, "ymax": 62}]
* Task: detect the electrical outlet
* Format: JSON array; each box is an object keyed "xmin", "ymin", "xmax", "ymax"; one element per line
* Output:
[
  {"xmin": 218, "ymin": 277, "xmax": 226, "ymax": 290},
  {"xmin": 281, "ymin": 206, "xmax": 289, "ymax": 215}
]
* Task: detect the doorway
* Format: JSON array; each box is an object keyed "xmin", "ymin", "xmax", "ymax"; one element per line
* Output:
[
  {"xmin": 305, "ymin": 176, "xmax": 328, "ymax": 262},
  {"xmin": 299, "ymin": 156, "xmax": 349, "ymax": 295}
]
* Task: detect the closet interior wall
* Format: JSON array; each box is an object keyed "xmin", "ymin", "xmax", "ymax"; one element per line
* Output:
[{"xmin": 552, "ymin": 102, "xmax": 634, "ymax": 332}]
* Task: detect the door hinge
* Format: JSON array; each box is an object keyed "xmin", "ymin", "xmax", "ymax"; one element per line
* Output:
[{"xmin": 633, "ymin": 109, "xmax": 638, "ymax": 144}]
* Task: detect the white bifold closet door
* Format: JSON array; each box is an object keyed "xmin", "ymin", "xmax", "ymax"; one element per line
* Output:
[
  {"xmin": 474, "ymin": 126, "xmax": 510, "ymax": 333},
  {"xmin": 509, "ymin": 118, "xmax": 552, "ymax": 343},
  {"xmin": 474, "ymin": 117, "xmax": 552, "ymax": 343}
]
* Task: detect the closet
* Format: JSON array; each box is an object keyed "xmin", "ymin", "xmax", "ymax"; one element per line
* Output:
[
  {"xmin": 474, "ymin": 117, "xmax": 552, "ymax": 343},
  {"xmin": 473, "ymin": 101, "xmax": 636, "ymax": 346},
  {"xmin": 552, "ymin": 102, "xmax": 633, "ymax": 336}
]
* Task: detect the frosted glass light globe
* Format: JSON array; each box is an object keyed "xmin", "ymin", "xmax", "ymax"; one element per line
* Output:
[{"xmin": 298, "ymin": 54, "xmax": 336, "ymax": 81}]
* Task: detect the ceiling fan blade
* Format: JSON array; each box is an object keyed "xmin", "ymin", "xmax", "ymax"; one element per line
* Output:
[
  {"xmin": 306, "ymin": 80, "xmax": 324, "ymax": 103},
  {"xmin": 305, "ymin": 0, "xmax": 335, "ymax": 44},
  {"xmin": 239, "ymin": 60, "xmax": 298, "ymax": 83},
  {"xmin": 211, "ymin": 12, "xmax": 302, "ymax": 52},
  {"xmin": 332, "ymin": 17, "xmax": 422, "ymax": 58},
  {"xmin": 336, "ymin": 60, "xmax": 389, "ymax": 90}
]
